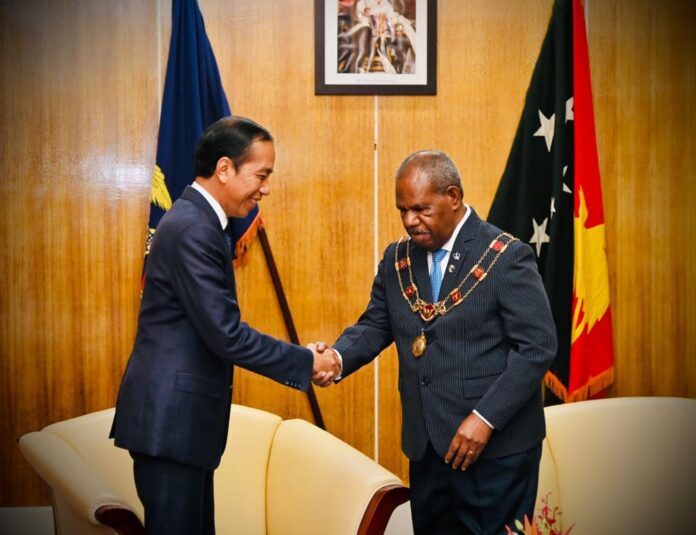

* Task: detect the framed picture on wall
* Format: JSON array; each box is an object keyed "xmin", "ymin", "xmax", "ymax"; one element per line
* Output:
[{"xmin": 315, "ymin": 0, "xmax": 437, "ymax": 95}]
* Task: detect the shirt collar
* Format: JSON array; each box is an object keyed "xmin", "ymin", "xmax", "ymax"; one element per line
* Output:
[{"xmin": 191, "ymin": 181, "xmax": 228, "ymax": 230}]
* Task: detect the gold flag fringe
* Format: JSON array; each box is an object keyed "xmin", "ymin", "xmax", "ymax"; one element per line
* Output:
[
  {"xmin": 232, "ymin": 212, "xmax": 264, "ymax": 268},
  {"xmin": 544, "ymin": 367, "xmax": 615, "ymax": 403}
]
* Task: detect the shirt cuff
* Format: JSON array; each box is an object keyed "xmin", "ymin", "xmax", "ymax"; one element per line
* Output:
[
  {"xmin": 473, "ymin": 410, "xmax": 495, "ymax": 429},
  {"xmin": 332, "ymin": 348, "xmax": 343, "ymax": 381}
]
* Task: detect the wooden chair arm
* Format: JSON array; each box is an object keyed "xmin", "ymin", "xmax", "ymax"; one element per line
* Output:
[
  {"xmin": 94, "ymin": 505, "xmax": 144, "ymax": 535},
  {"xmin": 357, "ymin": 484, "xmax": 410, "ymax": 535}
]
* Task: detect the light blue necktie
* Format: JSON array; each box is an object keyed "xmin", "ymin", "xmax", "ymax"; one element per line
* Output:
[{"xmin": 430, "ymin": 248, "xmax": 447, "ymax": 301}]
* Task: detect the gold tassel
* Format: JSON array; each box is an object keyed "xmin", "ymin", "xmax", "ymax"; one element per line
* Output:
[{"xmin": 544, "ymin": 367, "xmax": 615, "ymax": 403}]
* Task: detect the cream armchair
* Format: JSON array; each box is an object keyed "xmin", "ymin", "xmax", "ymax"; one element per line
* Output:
[
  {"xmin": 537, "ymin": 397, "xmax": 696, "ymax": 534},
  {"xmin": 19, "ymin": 405, "xmax": 408, "ymax": 535}
]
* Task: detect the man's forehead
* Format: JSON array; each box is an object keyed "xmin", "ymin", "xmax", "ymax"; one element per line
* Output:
[
  {"xmin": 245, "ymin": 141, "xmax": 275, "ymax": 170},
  {"xmin": 397, "ymin": 170, "xmax": 435, "ymax": 194}
]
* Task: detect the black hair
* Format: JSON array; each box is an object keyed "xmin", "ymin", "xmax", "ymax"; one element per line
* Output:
[{"xmin": 194, "ymin": 116, "xmax": 273, "ymax": 178}]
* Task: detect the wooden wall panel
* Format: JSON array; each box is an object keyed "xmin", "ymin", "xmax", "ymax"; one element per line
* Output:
[
  {"xmin": 589, "ymin": 0, "xmax": 696, "ymax": 397},
  {"xmin": 376, "ymin": 0, "xmax": 555, "ymax": 483},
  {"xmin": 0, "ymin": 0, "xmax": 158, "ymax": 506}
]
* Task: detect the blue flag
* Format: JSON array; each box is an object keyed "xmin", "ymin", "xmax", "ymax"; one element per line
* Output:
[{"xmin": 146, "ymin": 0, "xmax": 260, "ymax": 265}]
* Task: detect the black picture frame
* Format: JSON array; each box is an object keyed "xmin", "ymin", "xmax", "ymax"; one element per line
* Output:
[{"xmin": 315, "ymin": 0, "xmax": 437, "ymax": 95}]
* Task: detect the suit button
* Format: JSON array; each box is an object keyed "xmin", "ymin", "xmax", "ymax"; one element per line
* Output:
[{"xmin": 420, "ymin": 377, "xmax": 430, "ymax": 387}]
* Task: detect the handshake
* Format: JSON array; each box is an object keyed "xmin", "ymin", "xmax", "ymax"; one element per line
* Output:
[{"xmin": 308, "ymin": 342, "xmax": 341, "ymax": 387}]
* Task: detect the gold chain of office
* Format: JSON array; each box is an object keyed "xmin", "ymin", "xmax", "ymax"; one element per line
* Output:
[{"xmin": 394, "ymin": 232, "xmax": 517, "ymax": 323}]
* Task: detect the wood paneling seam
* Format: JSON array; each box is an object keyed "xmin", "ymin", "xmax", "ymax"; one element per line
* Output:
[{"xmin": 373, "ymin": 95, "xmax": 380, "ymax": 464}]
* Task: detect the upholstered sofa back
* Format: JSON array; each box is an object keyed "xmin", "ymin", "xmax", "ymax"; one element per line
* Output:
[
  {"xmin": 212, "ymin": 405, "xmax": 283, "ymax": 534},
  {"xmin": 537, "ymin": 397, "xmax": 696, "ymax": 534}
]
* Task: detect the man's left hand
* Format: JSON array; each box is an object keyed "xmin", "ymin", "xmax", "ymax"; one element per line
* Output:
[{"xmin": 444, "ymin": 413, "xmax": 493, "ymax": 471}]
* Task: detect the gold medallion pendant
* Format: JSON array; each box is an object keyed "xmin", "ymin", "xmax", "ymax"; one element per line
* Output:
[{"xmin": 412, "ymin": 333, "xmax": 426, "ymax": 358}]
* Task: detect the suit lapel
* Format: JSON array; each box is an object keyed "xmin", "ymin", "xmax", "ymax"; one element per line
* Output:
[
  {"xmin": 181, "ymin": 186, "xmax": 221, "ymax": 227},
  {"xmin": 438, "ymin": 209, "xmax": 481, "ymax": 300},
  {"xmin": 410, "ymin": 243, "xmax": 433, "ymax": 303},
  {"xmin": 180, "ymin": 186, "xmax": 234, "ymax": 262}
]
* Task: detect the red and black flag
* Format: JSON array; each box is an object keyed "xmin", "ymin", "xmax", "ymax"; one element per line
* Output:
[
  {"xmin": 487, "ymin": 0, "xmax": 614, "ymax": 403},
  {"xmin": 146, "ymin": 0, "xmax": 261, "ymax": 278}
]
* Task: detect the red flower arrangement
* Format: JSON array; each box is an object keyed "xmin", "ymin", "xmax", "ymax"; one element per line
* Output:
[{"xmin": 505, "ymin": 493, "xmax": 575, "ymax": 535}]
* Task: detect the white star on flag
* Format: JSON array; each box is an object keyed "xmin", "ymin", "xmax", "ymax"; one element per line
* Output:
[
  {"xmin": 566, "ymin": 97, "xmax": 574, "ymax": 122},
  {"xmin": 529, "ymin": 217, "xmax": 550, "ymax": 257},
  {"xmin": 563, "ymin": 166, "xmax": 572, "ymax": 193},
  {"xmin": 550, "ymin": 197, "xmax": 556, "ymax": 219},
  {"xmin": 534, "ymin": 110, "xmax": 555, "ymax": 152}
]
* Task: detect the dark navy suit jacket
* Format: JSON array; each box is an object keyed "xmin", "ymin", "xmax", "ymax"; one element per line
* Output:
[
  {"xmin": 111, "ymin": 187, "xmax": 313, "ymax": 470},
  {"xmin": 334, "ymin": 210, "xmax": 557, "ymax": 462}
]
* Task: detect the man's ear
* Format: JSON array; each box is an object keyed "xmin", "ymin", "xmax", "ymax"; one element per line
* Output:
[
  {"xmin": 215, "ymin": 157, "xmax": 235, "ymax": 184},
  {"xmin": 446, "ymin": 185, "xmax": 463, "ymax": 209}
]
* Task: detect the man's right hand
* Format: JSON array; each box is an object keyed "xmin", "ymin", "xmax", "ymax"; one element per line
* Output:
[{"xmin": 308, "ymin": 342, "xmax": 341, "ymax": 387}]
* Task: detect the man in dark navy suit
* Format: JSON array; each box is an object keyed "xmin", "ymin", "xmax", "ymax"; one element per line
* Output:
[
  {"xmin": 111, "ymin": 116, "xmax": 339, "ymax": 535},
  {"xmin": 315, "ymin": 150, "xmax": 556, "ymax": 534}
]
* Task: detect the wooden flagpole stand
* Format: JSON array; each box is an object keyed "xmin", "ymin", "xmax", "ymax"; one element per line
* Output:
[{"xmin": 256, "ymin": 227, "xmax": 326, "ymax": 430}]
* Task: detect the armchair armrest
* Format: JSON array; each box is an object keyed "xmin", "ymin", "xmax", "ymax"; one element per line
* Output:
[
  {"xmin": 357, "ymin": 484, "xmax": 410, "ymax": 535},
  {"xmin": 18, "ymin": 431, "xmax": 143, "ymax": 534},
  {"xmin": 266, "ymin": 419, "xmax": 409, "ymax": 535}
]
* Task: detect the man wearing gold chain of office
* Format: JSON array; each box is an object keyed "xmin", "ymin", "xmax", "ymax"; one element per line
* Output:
[{"xmin": 315, "ymin": 150, "xmax": 556, "ymax": 534}]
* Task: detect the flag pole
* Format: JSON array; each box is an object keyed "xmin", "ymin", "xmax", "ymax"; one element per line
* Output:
[{"xmin": 257, "ymin": 227, "xmax": 326, "ymax": 430}]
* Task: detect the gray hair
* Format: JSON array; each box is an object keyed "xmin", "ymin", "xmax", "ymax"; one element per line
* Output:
[{"xmin": 395, "ymin": 150, "xmax": 463, "ymax": 195}]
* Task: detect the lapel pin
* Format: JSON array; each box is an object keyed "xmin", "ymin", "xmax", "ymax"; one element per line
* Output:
[
  {"xmin": 453, "ymin": 252, "xmax": 461, "ymax": 260},
  {"xmin": 448, "ymin": 265, "xmax": 455, "ymax": 273}
]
